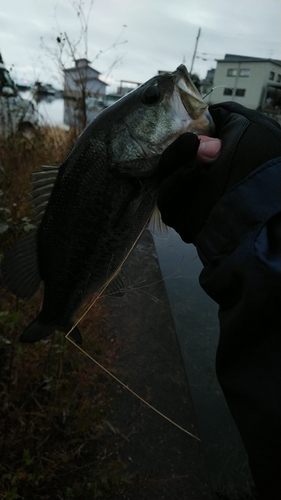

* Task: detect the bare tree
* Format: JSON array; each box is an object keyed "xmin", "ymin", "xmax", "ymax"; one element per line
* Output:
[{"xmin": 41, "ymin": 0, "xmax": 127, "ymax": 129}]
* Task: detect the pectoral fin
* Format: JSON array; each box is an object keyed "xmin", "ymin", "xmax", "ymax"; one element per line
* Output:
[{"xmin": 104, "ymin": 271, "xmax": 126, "ymax": 297}]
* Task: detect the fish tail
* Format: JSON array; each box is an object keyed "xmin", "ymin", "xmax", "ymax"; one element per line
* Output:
[{"xmin": 19, "ymin": 316, "xmax": 82, "ymax": 344}]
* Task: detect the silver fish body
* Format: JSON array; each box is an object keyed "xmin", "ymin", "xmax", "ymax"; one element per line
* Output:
[{"xmin": 1, "ymin": 65, "xmax": 213, "ymax": 343}]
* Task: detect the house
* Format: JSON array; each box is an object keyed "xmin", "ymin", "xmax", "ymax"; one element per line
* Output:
[
  {"xmin": 64, "ymin": 58, "xmax": 107, "ymax": 99},
  {"xmin": 203, "ymin": 54, "xmax": 281, "ymax": 112}
]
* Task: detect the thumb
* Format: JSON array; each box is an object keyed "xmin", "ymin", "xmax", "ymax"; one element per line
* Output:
[{"xmin": 197, "ymin": 136, "xmax": 221, "ymax": 163}]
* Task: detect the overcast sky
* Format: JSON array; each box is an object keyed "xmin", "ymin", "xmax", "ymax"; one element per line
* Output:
[{"xmin": 0, "ymin": 0, "xmax": 280, "ymax": 92}]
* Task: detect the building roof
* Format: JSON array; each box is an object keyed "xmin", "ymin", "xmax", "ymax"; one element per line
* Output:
[
  {"xmin": 76, "ymin": 58, "xmax": 91, "ymax": 64},
  {"xmin": 64, "ymin": 58, "xmax": 101, "ymax": 74},
  {"xmin": 216, "ymin": 54, "xmax": 281, "ymax": 67}
]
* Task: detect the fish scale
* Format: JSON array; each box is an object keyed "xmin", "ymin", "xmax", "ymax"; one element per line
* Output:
[
  {"xmin": 38, "ymin": 159, "xmax": 158, "ymax": 326},
  {"xmin": 1, "ymin": 64, "xmax": 214, "ymax": 343}
]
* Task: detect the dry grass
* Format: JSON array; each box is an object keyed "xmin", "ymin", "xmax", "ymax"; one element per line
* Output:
[{"xmin": 0, "ymin": 127, "xmax": 131, "ymax": 499}]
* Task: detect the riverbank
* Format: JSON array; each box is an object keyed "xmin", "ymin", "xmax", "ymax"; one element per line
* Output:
[{"xmin": 0, "ymin": 125, "xmax": 213, "ymax": 499}]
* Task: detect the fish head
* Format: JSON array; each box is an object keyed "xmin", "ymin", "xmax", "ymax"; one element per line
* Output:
[{"xmin": 109, "ymin": 64, "xmax": 214, "ymax": 174}]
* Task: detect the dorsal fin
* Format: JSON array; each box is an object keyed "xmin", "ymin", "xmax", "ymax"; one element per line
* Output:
[
  {"xmin": 31, "ymin": 165, "xmax": 59, "ymax": 226},
  {"xmin": 1, "ymin": 229, "xmax": 41, "ymax": 299},
  {"xmin": 1, "ymin": 165, "xmax": 60, "ymax": 299}
]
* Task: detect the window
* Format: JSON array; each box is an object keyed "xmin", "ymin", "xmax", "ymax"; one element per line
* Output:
[
  {"xmin": 223, "ymin": 88, "xmax": 245, "ymax": 97},
  {"xmin": 269, "ymin": 71, "xmax": 275, "ymax": 80},
  {"xmin": 277, "ymin": 74, "xmax": 281, "ymax": 83},
  {"xmin": 227, "ymin": 68, "xmax": 250, "ymax": 77},
  {"xmin": 227, "ymin": 68, "xmax": 237, "ymax": 77},
  {"xmin": 239, "ymin": 68, "xmax": 250, "ymax": 77}
]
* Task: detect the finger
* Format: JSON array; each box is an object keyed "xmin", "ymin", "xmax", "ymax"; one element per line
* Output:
[{"xmin": 197, "ymin": 136, "xmax": 221, "ymax": 163}]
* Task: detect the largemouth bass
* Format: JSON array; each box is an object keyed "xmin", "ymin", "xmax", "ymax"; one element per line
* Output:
[{"xmin": 1, "ymin": 65, "xmax": 213, "ymax": 343}]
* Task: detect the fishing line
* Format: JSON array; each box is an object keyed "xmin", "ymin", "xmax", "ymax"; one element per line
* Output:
[
  {"xmin": 65, "ymin": 275, "xmax": 200, "ymax": 441},
  {"xmin": 65, "ymin": 215, "xmax": 200, "ymax": 441},
  {"xmin": 203, "ymin": 85, "xmax": 234, "ymax": 99},
  {"xmin": 65, "ymin": 334, "xmax": 200, "ymax": 442},
  {"xmin": 65, "ymin": 282, "xmax": 200, "ymax": 440}
]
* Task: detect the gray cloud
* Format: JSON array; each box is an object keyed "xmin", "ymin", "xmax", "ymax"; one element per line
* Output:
[{"xmin": 0, "ymin": 0, "xmax": 280, "ymax": 91}]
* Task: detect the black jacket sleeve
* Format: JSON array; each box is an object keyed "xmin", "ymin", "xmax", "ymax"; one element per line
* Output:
[
  {"xmin": 157, "ymin": 103, "xmax": 281, "ymax": 498},
  {"xmin": 157, "ymin": 102, "xmax": 281, "ymax": 244}
]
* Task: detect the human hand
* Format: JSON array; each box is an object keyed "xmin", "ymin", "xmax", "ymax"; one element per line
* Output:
[
  {"xmin": 196, "ymin": 135, "xmax": 221, "ymax": 163},
  {"xmin": 157, "ymin": 102, "xmax": 281, "ymax": 243}
]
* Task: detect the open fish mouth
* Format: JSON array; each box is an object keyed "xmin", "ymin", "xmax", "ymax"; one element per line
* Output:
[{"xmin": 172, "ymin": 64, "xmax": 213, "ymax": 125}]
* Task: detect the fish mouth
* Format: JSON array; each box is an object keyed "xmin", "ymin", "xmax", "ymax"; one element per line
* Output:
[{"xmin": 172, "ymin": 64, "xmax": 209, "ymax": 121}]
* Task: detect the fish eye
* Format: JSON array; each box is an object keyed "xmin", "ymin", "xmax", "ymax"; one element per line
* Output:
[{"xmin": 141, "ymin": 84, "xmax": 162, "ymax": 105}]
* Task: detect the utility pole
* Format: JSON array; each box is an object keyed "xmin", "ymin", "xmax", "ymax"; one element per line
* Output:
[{"xmin": 190, "ymin": 27, "xmax": 201, "ymax": 74}]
